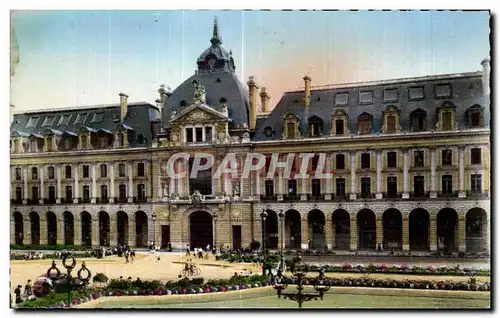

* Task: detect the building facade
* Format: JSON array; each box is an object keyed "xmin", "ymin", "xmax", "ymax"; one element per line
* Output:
[{"xmin": 10, "ymin": 19, "xmax": 490, "ymax": 253}]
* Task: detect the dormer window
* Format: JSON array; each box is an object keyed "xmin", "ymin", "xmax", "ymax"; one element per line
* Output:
[
  {"xmin": 409, "ymin": 86, "xmax": 425, "ymax": 101},
  {"xmin": 29, "ymin": 138, "xmax": 37, "ymax": 152},
  {"xmin": 435, "ymin": 83, "xmax": 452, "ymax": 99},
  {"xmin": 264, "ymin": 126, "xmax": 273, "ymax": 137},
  {"xmin": 26, "ymin": 116, "xmax": 40, "ymax": 128},
  {"xmin": 466, "ymin": 105, "xmax": 484, "ymax": 128},
  {"xmin": 335, "ymin": 93, "xmax": 349, "ymax": 106},
  {"xmin": 382, "ymin": 105, "xmax": 400, "ymax": 134},
  {"xmin": 219, "ymin": 97, "xmax": 227, "ymax": 104},
  {"xmin": 185, "ymin": 125, "xmax": 214, "ymax": 143},
  {"xmin": 283, "ymin": 113, "xmax": 299, "ymax": 139},
  {"xmin": 331, "ymin": 109, "xmax": 349, "ymax": 136},
  {"xmin": 137, "ymin": 133, "xmax": 145, "ymax": 144},
  {"xmin": 308, "ymin": 116, "xmax": 323, "ymax": 137},
  {"xmin": 357, "ymin": 113, "xmax": 373, "ymax": 135},
  {"xmin": 81, "ymin": 135, "xmax": 88, "ymax": 149},
  {"xmin": 91, "ymin": 113, "xmax": 104, "ymax": 123},
  {"xmin": 42, "ymin": 116, "xmax": 56, "ymax": 127},
  {"xmin": 75, "ymin": 113, "xmax": 87, "ymax": 125},
  {"xmin": 57, "ymin": 114, "xmax": 71, "ymax": 126},
  {"xmin": 359, "ymin": 91, "xmax": 373, "ymax": 104},
  {"xmin": 180, "ymin": 100, "xmax": 187, "ymax": 107},
  {"xmin": 384, "ymin": 88, "xmax": 399, "ymax": 102},
  {"xmin": 410, "ymin": 109, "xmax": 427, "ymax": 132},
  {"xmin": 437, "ymin": 102, "xmax": 456, "ymax": 131},
  {"xmin": 335, "ymin": 120, "xmax": 344, "ymax": 135},
  {"xmin": 118, "ymin": 133, "xmax": 124, "ymax": 147}
]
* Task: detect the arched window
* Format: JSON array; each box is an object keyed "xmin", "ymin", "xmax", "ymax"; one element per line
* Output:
[
  {"xmin": 331, "ymin": 109, "xmax": 349, "ymax": 136},
  {"xmin": 137, "ymin": 133, "xmax": 145, "ymax": 144},
  {"xmin": 180, "ymin": 100, "xmax": 187, "ymax": 107},
  {"xmin": 466, "ymin": 105, "xmax": 484, "ymax": 128},
  {"xmin": 357, "ymin": 112, "xmax": 373, "ymax": 135},
  {"xmin": 308, "ymin": 115, "xmax": 323, "ymax": 137},
  {"xmin": 410, "ymin": 108, "xmax": 427, "ymax": 132}
]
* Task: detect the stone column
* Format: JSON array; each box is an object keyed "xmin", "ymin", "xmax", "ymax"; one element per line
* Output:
[
  {"xmin": 56, "ymin": 165, "xmax": 62, "ymax": 204},
  {"xmin": 128, "ymin": 218, "xmax": 136, "ymax": 248},
  {"xmin": 39, "ymin": 166, "xmax": 45, "ymax": 204},
  {"xmin": 350, "ymin": 216, "xmax": 357, "ymax": 250},
  {"xmin": 458, "ymin": 146, "xmax": 466, "ymax": 198},
  {"xmin": 109, "ymin": 163, "xmax": 115, "ymax": 203},
  {"xmin": 349, "ymin": 151, "xmax": 357, "ymax": 200},
  {"xmin": 430, "ymin": 214, "xmax": 437, "ymax": 251},
  {"xmin": 277, "ymin": 172, "xmax": 284, "ymax": 201},
  {"xmin": 325, "ymin": 216, "xmax": 333, "ymax": 250},
  {"xmin": 458, "ymin": 215, "xmax": 466, "ymax": 252},
  {"xmin": 376, "ymin": 151, "xmax": 382, "ymax": 199},
  {"xmin": 300, "ymin": 178, "xmax": 307, "ymax": 200},
  {"xmin": 74, "ymin": 216, "xmax": 82, "ymax": 246},
  {"xmin": 157, "ymin": 160, "xmax": 163, "ymax": 200},
  {"xmin": 57, "ymin": 217, "xmax": 64, "ymax": 245},
  {"xmin": 430, "ymin": 148, "xmax": 437, "ymax": 198},
  {"xmin": 301, "ymin": 217, "xmax": 309, "ymax": 249},
  {"xmin": 92, "ymin": 218, "xmax": 99, "ymax": 246},
  {"xmin": 402, "ymin": 149, "xmax": 409, "ymax": 199},
  {"xmin": 110, "ymin": 214, "xmax": 118, "ymax": 246},
  {"xmin": 255, "ymin": 170, "xmax": 261, "ymax": 196},
  {"xmin": 277, "ymin": 215, "xmax": 283, "ymax": 249},
  {"xmin": 23, "ymin": 166, "xmax": 28, "ymax": 204},
  {"xmin": 40, "ymin": 218, "xmax": 48, "ymax": 245},
  {"xmin": 325, "ymin": 153, "xmax": 332, "ymax": 200},
  {"xmin": 73, "ymin": 164, "xmax": 79, "ymax": 203},
  {"xmin": 376, "ymin": 215, "xmax": 383, "ymax": 249},
  {"xmin": 91, "ymin": 164, "xmax": 97, "ymax": 203},
  {"xmin": 402, "ymin": 216, "xmax": 409, "ymax": 251},
  {"xmin": 23, "ymin": 218, "xmax": 30, "ymax": 245},
  {"xmin": 127, "ymin": 162, "xmax": 134, "ymax": 202},
  {"xmin": 10, "ymin": 219, "xmax": 15, "ymax": 245}
]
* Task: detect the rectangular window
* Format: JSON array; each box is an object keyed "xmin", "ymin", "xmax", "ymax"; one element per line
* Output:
[
  {"xmin": 137, "ymin": 184, "xmax": 146, "ymax": 201},
  {"xmin": 386, "ymin": 115, "xmax": 396, "ymax": 133},
  {"xmin": 335, "ymin": 178, "xmax": 345, "ymax": 197},
  {"xmin": 387, "ymin": 152, "xmax": 397, "ymax": 168},
  {"xmin": 311, "ymin": 179, "xmax": 321, "ymax": 198},
  {"xmin": 91, "ymin": 112, "xmax": 104, "ymax": 123},
  {"xmin": 265, "ymin": 156, "xmax": 271, "ymax": 173},
  {"xmin": 335, "ymin": 93, "xmax": 349, "ymax": 106},
  {"xmin": 65, "ymin": 166, "xmax": 72, "ymax": 179},
  {"xmin": 30, "ymin": 139, "xmax": 37, "ymax": 152},
  {"xmin": 65, "ymin": 186, "xmax": 72, "ymax": 202},
  {"xmin": 414, "ymin": 176, "xmax": 425, "ymax": 197},
  {"xmin": 470, "ymin": 112, "xmax": 481, "ymax": 127},
  {"xmin": 414, "ymin": 151, "xmax": 424, "ymax": 167},
  {"xmin": 16, "ymin": 187, "xmax": 22, "ymax": 201},
  {"xmin": 100, "ymin": 185, "xmax": 108, "ymax": 200},
  {"xmin": 471, "ymin": 174, "xmax": 482, "ymax": 193},
  {"xmin": 26, "ymin": 116, "xmax": 40, "ymax": 128},
  {"xmin": 100, "ymin": 164, "xmax": 107, "ymax": 178},
  {"xmin": 138, "ymin": 162, "xmax": 145, "ymax": 177},
  {"xmin": 188, "ymin": 158, "xmax": 212, "ymax": 195},
  {"xmin": 14, "ymin": 140, "xmax": 20, "ymax": 153},
  {"xmin": 83, "ymin": 185, "xmax": 90, "ymax": 202},
  {"xmin": 195, "ymin": 127, "xmax": 203, "ymax": 142},
  {"xmin": 435, "ymin": 83, "xmax": 452, "ymax": 99},
  {"xmin": 409, "ymin": 86, "xmax": 425, "ymax": 101},
  {"xmin": 442, "ymin": 175, "xmax": 453, "ymax": 195},
  {"xmin": 442, "ymin": 149, "xmax": 452, "ymax": 166},
  {"xmin": 57, "ymin": 114, "xmax": 72, "ymax": 126},
  {"xmin": 387, "ymin": 176, "xmax": 398, "ymax": 197},
  {"xmin": 412, "ymin": 113, "xmax": 426, "ymax": 131},
  {"xmin": 74, "ymin": 113, "xmax": 88, "ymax": 125},
  {"xmin": 471, "ymin": 148, "xmax": 481, "ymax": 165},
  {"xmin": 336, "ymin": 154, "xmax": 345, "ymax": 170},
  {"xmin": 334, "ymin": 119, "xmax": 343, "ymax": 135},
  {"xmin": 32, "ymin": 186, "xmax": 39, "ymax": 201},
  {"xmin": 119, "ymin": 184, "xmax": 127, "ymax": 201},
  {"xmin": 15, "ymin": 167, "xmax": 21, "ymax": 180},
  {"xmin": 81, "ymin": 135, "xmax": 88, "ymax": 149},
  {"xmin": 186, "ymin": 128, "xmax": 193, "ymax": 142},
  {"xmin": 359, "ymin": 91, "xmax": 373, "ymax": 104},
  {"xmin": 48, "ymin": 166, "xmax": 55, "ymax": 179},
  {"xmin": 264, "ymin": 180, "xmax": 274, "ymax": 197},
  {"xmin": 361, "ymin": 177, "xmax": 371, "ymax": 197},
  {"xmin": 48, "ymin": 186, "xmax": 56, "ymax": 201},
  {"xmin": 45, "ymin": 136, "xmax": 52, "ymax": 152},
  {"xmin": 311, "ymin": 155, "xmax": 319, "ymax": 173},
  {"xmin": 83, "ymin": 165, "xmax": 89, "ymax": 179},
  {"xmin": 361, "ymin": 153, "xmax": 371, "ymax": 169},
  {"xmin": 359, "ymin": 120, "xmax": 371, "ymax": 135},
  {"xmin": 118, "ymin": 133, "xmax": 124, "ymax": 147},
  {"xmin": 442, "ymin": 112, "xmax": 452, "ymax": 131},
  {"xmin": 31, "ymin": 167, "xmax": 38, "ymax": 180},
  {"xmin": 42, "ymin": 116, "xmax": 56, "ymax": 127},
  {"xmin": 205, "ymin": 127, "xmax": 213, "ymax": 142},
  {"xmin": 118, "ymin": 164, "xmax": 125, "ymax": 177},
  {"xmin": 287, "ymin": 122, "xmax": 296, "ymax": 139},
  {"xmin": 287, "ymin": 179, "xmax": 297, "ymax": 197},
  {"xmin": 383, "ymin": 88, "xmax": 399, "ymax": 102}
]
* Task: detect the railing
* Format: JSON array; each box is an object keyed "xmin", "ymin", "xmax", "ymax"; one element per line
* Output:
[
  {"xmin": 260, "ymin": 195, "xmax": 277, "ymax": 202},
  {"xmin": 45, "ymin": 198, "xmax": 57, "ymax": 204},
  {"xmin": 133, "ymin": 197, "xmax": 147, "ymax": 203},
  {"xmin": 116, "ymin": 197, "xmax": 128, "ymax": 203},
  {"xmin": 26, "ymin": 199, "xmax": 39, "ymax": 205},
  {"xmin": 11, "ymin": 199, "xmax": 22, "ymax": 205},
  {"xmin": 383, "ymin": 192, "xmax": 400, "ymax": 199},
  {"xmin": 359, "ymin": 192, "xmax": 375, "ymax": 199},
  {"xmin": 409, "ymin": 191, "xmax": 429, "ymax": 200},
  {"xmin": 438, "ymin": 191, "xmax": 459, "ymax": 198},
  {"xmin": 95, "ymin": 197, "xmax": 108, "ymax": 204},
  {"xmin": 307, "ymin": 194, "xmax": 324, "ymax": 201},
  {"xmin": 283, "ymin": 195, "xmax": 300, "ymax": 201},
  {"xmin": 466, "ymin": 191, "xmax": 489, "ymax": 198},
  {"xmin": 334, "ymin": 194, "xmax": 349, "ymax": 201}
]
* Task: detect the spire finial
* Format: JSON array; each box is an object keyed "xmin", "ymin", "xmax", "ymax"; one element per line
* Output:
[{"xmin": 210, "ymin": 16, "xmax": 222, "ymax": 46}]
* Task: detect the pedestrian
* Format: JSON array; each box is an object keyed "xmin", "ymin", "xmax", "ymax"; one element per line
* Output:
[
  {"xmin": 206, "ymin": 244, "xmax": 211, "ymax": 253},
  {"xmin": 124, "ymin": 251, "xmax": 129, "ymax": 264},
  {"xmin": 130, "ymin": 250, "xmax": 135, "ymax": 263},
  {"xmin": 24, "ymin": 280, "xmax": 33, "ymax": 297},
  {"xmin": 14, "ymin": 285, "xmax": 23, "ymax": 305},
  {"xmin": 186, "ymin": 244, "xmax": 190, "ymax": 256}
]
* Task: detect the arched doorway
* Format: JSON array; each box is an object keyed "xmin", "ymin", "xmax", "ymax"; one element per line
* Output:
[
  {"xmin": 308, "ymin": 210, "xmax": 325, "ymax": 249},
  {"xmin": 46, "ymin": 211, "xmax": 57, "ymax": 245},
  {"xmin": 81, "ymin": 211, "xmax": 92, "ymax": 246},
  {"xmin": 437, "ymin": 208, "xmax": 458, "ymax": 251},
  {"xmin": 264, "ymin": 210, "xmax": 278, "ymax": 249},
  {"xmin": 357, "ymin": 209, "xmax": 376, "ymax": 249},
  {"xmin": 117, "ymin": 211, "xmax": 129, "ymax": 246},
  {"xmin": 409, "ymin": 209, "xmax": 429, "ymax": 250},
  {"xmin": 99, "ymin": 211, "xmax": 110, "ymax": 247},
  {"xmin": 466, "ymin": 208, "xmax": 488, "ymax": 252},
  {"xmin": 63, "ymin": 211, "xmax": 74, "ymax": 246},
  {"xmin": 14, "ymin": 212, "xmax": 24, "ymax": 245},
  {"xmin": 332, "ymin": 209, "xmax": 350, "ymax": 250},
  {"xmin": 189, "ymin": 211, "xmax": 213, "ymax": 250},
  {"xmin": 382, "ymin": 209, "xmax": 402, "ymax": 250},
  {"xmin": 30, "ymin": 212, "xmax": 40, "ymax": 245},
  {"xmin": 284, "ymin": 210, "xmax": 301, "ymax": 249},
  {"xmin": 135, "ymin": 211, "xmax": 148, "ymax": 247}
]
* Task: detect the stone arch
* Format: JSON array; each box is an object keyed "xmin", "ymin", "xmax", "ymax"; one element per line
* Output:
[
  {"xmin": 99, "ymin": 211, "xmax": 110, "ymax": 247},
  {"xmin": 29, "ymin": 212, "xmax": 40, "ymax": 245},
  {"xmin": 117, "ymin": 211, "xmax": 129, "ymax": 246},
  {"xmin": 63, "ymin": 211, "xmax": 74, "ymax": 246},
  {"xmin": 409, "ymin": 208, "xmax": 429, "ymax": 250},
  {"xmin": 466, "ymin": 208, "xmax": 488, "ymax": 252},
  {"xmin": 357, "ymin": 209, "xmax": 376, "ymax": 249},
  {"xmin": 13, "ymin": 212, "xmax": 23, "ymax": 245},
  {"xmin": 308, "ymin": 209, "xmax": 325, "ymax": 249},
  {"xmin": 437, "ymin": 208, "xmax": 458, "ymax": 251},
  {"xmin": 332, "ymin": 209, "xmax": 350, "ymax": 250},
  {"xmin": 382, "ymin": 209, "xmax": 402, "ymax": 250},
  {"xmin": 189, "ymin": 210, "xmax": 213, "ymax": 250},
  {"xmin": 135, "ymin": 211, "xmax": 148, "ymax": 248},
  {"xmin": 284, "ymin": 210, "xmax": 301, "ymax": 249},
  {"xmin": 81, "ymin": 211, "xmax": 92, "ymax": 246},
  {"xmin": 46, "ymin": 211, "xmax": 57, "ymax": 245},
  {"xmin": 264, "ymin": 209, "xmax": 278, "ymax": 249}
]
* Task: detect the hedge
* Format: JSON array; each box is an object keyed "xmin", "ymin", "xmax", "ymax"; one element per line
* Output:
[
  {"xmin": 10, "ymin": 245, "xmax": 93, "ymax": 251},
  {"xmin": 10, "ymin": 251, "xmax": 93, "ymax": 260}
]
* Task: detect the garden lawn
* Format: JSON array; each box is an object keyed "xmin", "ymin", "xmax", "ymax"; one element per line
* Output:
[{"xmin": 316, "ymin": 272, "xmax": 490, "ymax": 283}]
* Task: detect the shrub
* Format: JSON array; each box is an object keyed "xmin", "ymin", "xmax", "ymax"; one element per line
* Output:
[
  {"xmin": 250, "ymin": 240, "xmax": 261, "ymax": 251},
  {"xmin": 93, "ymin": 273, "xmax": 108, "ymax": 284}
]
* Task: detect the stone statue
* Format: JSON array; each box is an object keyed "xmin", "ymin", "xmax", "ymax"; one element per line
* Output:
[
  {"xmin": 193, "ymin": 81, "xmax": 206, "ymax": 104},
  {"xmin": 171, "ymin": 110, "xmax": 177, "ymax": 120},
  {"xmin": 232, "ymin": 183, "xmax": 240, "ymax": 197},
  {"xmin": 191, "ymin": 190, "xmax": 203, "ymax": 205},
  {"xmin": 163, "ymin": 184, "xmax": 169, "ymax": 198},
  {"xmin": 242, "ymin": 132, "xmax": 250, "ymax": 143}
]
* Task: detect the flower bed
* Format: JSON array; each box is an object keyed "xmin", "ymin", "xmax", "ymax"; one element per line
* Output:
[
  {"xmin": 10, "ymin": 251, "xmax": 94, "ymax": 260},
  {"xmin": 10, "ymin": 244, "xmax": 93, "ymax": 251}
]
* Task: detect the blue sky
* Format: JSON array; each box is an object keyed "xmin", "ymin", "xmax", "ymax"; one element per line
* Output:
[{"xmin": 10, "ymin": 10, "xmax": 490, "ymax": 111}]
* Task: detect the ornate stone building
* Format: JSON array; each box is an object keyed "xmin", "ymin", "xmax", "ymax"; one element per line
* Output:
[{"xmin": 10, "ymin": 18, "xmax": 490, "ymax": 253}]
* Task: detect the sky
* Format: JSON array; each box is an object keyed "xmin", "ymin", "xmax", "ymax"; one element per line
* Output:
[{"xmin": 10, "ymin": 10, "xmax": 490, "ymax": 112}]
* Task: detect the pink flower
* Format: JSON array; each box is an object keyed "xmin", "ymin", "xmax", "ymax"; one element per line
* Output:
[
  {"xmin": 401, "ymin": 264, "xmax": 409, "ymax": 271},
  {"xmin": 428, "ymin": 265, "xmax": 436, "ymax": 272}
]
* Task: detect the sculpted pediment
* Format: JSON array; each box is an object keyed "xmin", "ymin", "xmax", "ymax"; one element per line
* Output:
[{"xmin": 169, "ymin": 103, "xmax": 228, "ymax": 125}]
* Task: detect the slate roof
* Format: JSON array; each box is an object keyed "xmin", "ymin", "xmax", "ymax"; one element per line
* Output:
[
  {"xmin": 253, "ymin": 72, "xmax": 489, "ymax": 141},
  {"xmin": 11, "ymin": 102, "xmax": 160, "ymax": 147}
]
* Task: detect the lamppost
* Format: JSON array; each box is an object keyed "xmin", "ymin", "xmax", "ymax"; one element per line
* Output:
[
  {"xmin": 212, "ymin": 211, "xmax": 218, "ymax": 253},
  {"xmin": 260, "ymin": 209, "xmax": 268, "ymax": 275},
  {"xmin": 278, "ymin": 210, "xmax": 285, "ymax": 272},
  {"xmin": 151, "ymin": 212, "xmax": 157, "ymax": 248},
  {"xmin": 272, "ymin": 253, "xmax": 331, "ymax": 308},
  {"xmin": 46, "ymin": 254, "xmax": 92, "ymax": 308}
]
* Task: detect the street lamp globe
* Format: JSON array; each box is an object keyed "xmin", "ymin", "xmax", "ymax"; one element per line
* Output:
[{"xmin": 152, "ymin": 212, "xmax": 157, "ymax": 222}]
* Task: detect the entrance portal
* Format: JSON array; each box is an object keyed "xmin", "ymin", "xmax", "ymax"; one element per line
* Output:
[{"xmin": 189, "ymin": 211, "xmax": 213, "ymax": 250}]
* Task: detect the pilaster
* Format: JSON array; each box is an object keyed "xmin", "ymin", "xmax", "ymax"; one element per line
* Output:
[
  {"xmin": 375, "ymin": 216, "xmax": 383, "ymax": 249},
  {"xmin": 23, "ymin": 218, "xmax": 30, "ymax": 245},
  {"xmin": 40, "ymin": 218, "xmax": 48, "ymax": 245},
  {"xmin": 402, "ymin": 216, "xmax": 409, "ymax": 251},
  {"xmin": 301, "ymin": 218, "xmax": 309, "ymax": 249},
  {"xmin": 325, "ymin": 216, "xmax": 333, "ymax": 250},
  {"xmin": 458, "ymin": 216, "xmax": 466, "ymax": 252},
  {"xmin": 350, "ymin": 217, "xmax": 357, "ymax": 250},
  {"xmin": 57, "ymin": 218, "xmax": 64, "ymax": 245},
  {"xmin": 402, "ymin": 149, "xmax": 409, "ymax": 199},
  {"xmin": 74, "ymin": 216, "xmax": 82, "ymax": 246},
  {"xmin": 430, "ymin": 147, "xmax": 437, "ymax": 198},
  {"xmin": 430, "ymin": 214, "xmax": 437, "ymax": 251},
  {"xmin": 110, "ymin": 214, "xmax": 118, "ymax": 246}
]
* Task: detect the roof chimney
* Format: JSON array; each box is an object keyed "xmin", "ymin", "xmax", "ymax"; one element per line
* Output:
[
  {"xmin": 158, "ymin": 84, "xmax": 172, "ymax": 113},
  {"xmin": 247, "ymin": 76, "xmax": 259, "ymax": 130},
  {"xmin": 303, "ymin": 75, "xmax": 311, "ymax": 108},
  {"xmin": 119, "ymin": 92, "xmax": 129, "ymax": 122},
  {"xmin": 259, "ymin": 87, "xmax": 271, "ymax": 113},
  {"xmin": 481, "ymin": 57, "xmax": 490, "ymax": 97}
]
